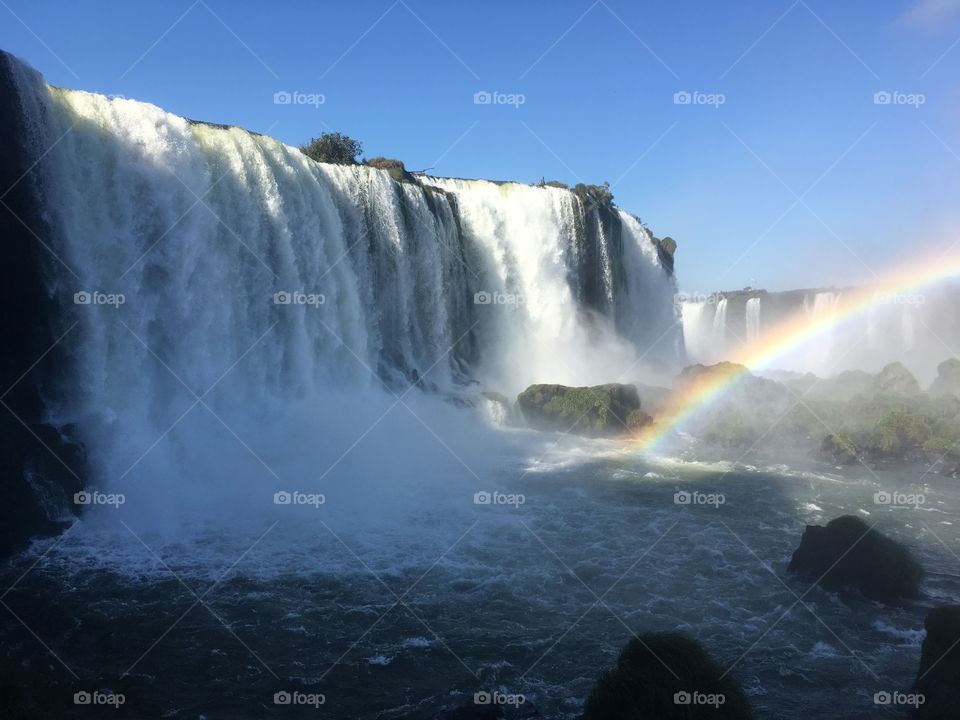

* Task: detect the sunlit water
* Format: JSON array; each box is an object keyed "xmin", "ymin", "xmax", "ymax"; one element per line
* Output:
[{"xmin": 3, "ymin": 431, "xmax": 957, "ymax": 719}]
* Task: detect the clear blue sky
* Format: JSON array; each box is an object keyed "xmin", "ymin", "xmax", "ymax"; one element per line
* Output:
[{"xmin": 2, "ymin": 0, "xmax": 959, "ymax": 292}]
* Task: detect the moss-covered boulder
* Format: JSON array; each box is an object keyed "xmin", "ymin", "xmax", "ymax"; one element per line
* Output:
[
  {"xmin": 872, "ymin": 362, "xmax": 920, "ymax": 396},
  {"xmin": 583, "ymin": 633, "xmax": 753, "ymax": 719},
  {"xmin": 365, "ymin": 156, "xmax": 416, "ymax": 183},
  {"xmin": 929, "ymin": 358, "xmax": 960, "ymax": 398},
  {"xmin": 515, "ymin": 383, "xmax": 641, "ymax": 437},
  {"xmin": 914, "ymin": 605, "xmax": 960, "ymax": 720},
  {"xmin": 787, "ymin": 516, "xmax": 922, "ymax": 602}
]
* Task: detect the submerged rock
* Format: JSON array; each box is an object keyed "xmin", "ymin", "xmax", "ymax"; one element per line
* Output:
[
  {"xmin": 929, "ymin": 358, "xmax": 960, "ymax": 398},
  {"xmin": 914, "ymin": 605, "xmax": 960, "ymax": 720},
  {"xmin": 583, "ymin": 632, "xmax": 754, "ymax": 719},
  {"xmin": 787, "ymin": 515, "xmax": 922, "ymax": 602},
  {"xmin": 515, "ymin": 383, "xmax": 641, "ymax": 437}
]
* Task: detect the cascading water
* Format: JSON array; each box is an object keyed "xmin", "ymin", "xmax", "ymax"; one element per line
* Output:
[
  {"xmin": 3, "ymin": 52, "xmax": 681, "ymax": 533},
  {"xmin": 745, "ymin": 297, "xmax": 761, "ymax": 342}
]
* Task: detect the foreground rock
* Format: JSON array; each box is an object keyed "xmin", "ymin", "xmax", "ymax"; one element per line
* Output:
[
  {"xmin": 583, "ymin": 633, "xmax": 753, "ymax": 719},
  {"xmin": 914, "ymin": 605, "xmax": 960, "ymax": 720},
  {"xmin": 929, "ymin": 358, "xmax": 960, "ymax": 398},
  {"xmin": 515, "ymin": 383, "xmax": 644, "ymax": 437},
  {"xmin": 787, "ymin": 516, "xmax": 922, "ymax": 602}
]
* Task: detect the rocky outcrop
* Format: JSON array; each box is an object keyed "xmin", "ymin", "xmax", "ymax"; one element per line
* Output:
[
  {"xmin": 0, "ymin": 51, "xmax": 85, "ymax": 558},
  {"xmin": 583, "ymin": 633, "xmax": 753, "ymax": 719},
  {"xmin": 914, "ymin": 605, "xmax": 960, "ymax": 720},
  {"xmin": 515, "ymin": 383, "xmax": 641, "ymax": 437},
  {"xmin": 872, "ymin": 361, "xmax": 920, "ymax": 396},
  {"xmin": 819, "ymin": 433, "xmax": 859, "ymax": 465},
  {"xmin": 787, "ymin": 516, "xmax": 922, "ymax": 602},
  {"xmin": 929, "ymin": 358, "xmax": 960, "ymax": 398}
]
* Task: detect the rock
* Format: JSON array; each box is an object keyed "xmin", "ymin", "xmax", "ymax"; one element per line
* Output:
[
  {"xmin": 787, "ymin": 516, "xmax": 922, "ymax": 602},
  {"xmin": 583, "ymin": 633, "xmax": 754, "ymax": 719},
  {"xmin": 872, "ymin": 361, "xmax": 920, "ymax": 396},
  {"xmin": 431, "ymin": 701, "xmax": 542, "ymax": 719},
  {"xmin": 914, "ymin": 605, "xmax": 960, "ymax": 720},
  {"xmin": 515, "ymin": 383, "xmax": 641, "ymax": 437},
  {"xmin": 626, "ymin": 409, "xmax": 653, "ymax": 431},
  {"xmin": 929, "ymin": 358, "xmax": 960, "ymax": 398},
  {"xmin": 819, "ymin": 433, "xmax": 858, "ymax": 465}
]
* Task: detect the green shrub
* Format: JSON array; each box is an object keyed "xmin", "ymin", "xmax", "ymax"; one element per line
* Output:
[{"xmin": 299, "ymin": 132, "xmax": 362, "ymax": 165}]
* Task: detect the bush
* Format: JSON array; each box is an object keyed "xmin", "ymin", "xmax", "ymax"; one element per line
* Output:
[
  {"xmin": 299, "ymin": 132, "xmax": 362, "ymax": 165},
  {"xmin": 545, "ymin": 180, "xmax": 569, "ymax": 189}
]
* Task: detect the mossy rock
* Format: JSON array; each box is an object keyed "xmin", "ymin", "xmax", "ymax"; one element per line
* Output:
[
  {"xmin": 583, "ymin": 633, "xmax": 754, "ymax": 719},
  {"xmin": 515, "ymin": 383, "xmax": 640, "ymax": 437},
  {"xmin": 365, "ymin": 156, "xmax": 415, "ymax": 183},
  {"xmin": 787, "ymin": 515, "xmax": 922, "ymax": 602},
  {"xmin": 915, "ymin": 605, "xmax": 960, "ymax": 719},
  {"xmin": 820, "ymin": 432, "xmax": 858, "ymax": 465}
]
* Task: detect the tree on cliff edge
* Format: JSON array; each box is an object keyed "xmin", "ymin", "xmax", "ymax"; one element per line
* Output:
[{"xmin": 300, "ymin": 132, "xmax": 362, "ymax": 165}]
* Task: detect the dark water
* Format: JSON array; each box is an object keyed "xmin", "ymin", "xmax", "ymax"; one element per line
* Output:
[{"xmin": 2, "ymin": 450, "xmax": 957, "ymax": 719}]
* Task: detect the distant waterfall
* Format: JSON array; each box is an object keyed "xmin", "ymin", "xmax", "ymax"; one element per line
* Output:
[{"xmin": 745, "ymin": 297, "xmax": 761, "ymax": 342}]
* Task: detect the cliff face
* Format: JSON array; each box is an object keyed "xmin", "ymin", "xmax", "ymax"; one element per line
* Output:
[{"xmin": 0, "ymin": 51, "xmax": 85, "ymax": 556}]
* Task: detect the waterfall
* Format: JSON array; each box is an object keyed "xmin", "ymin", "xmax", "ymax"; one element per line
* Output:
[
  {"xmin": 745, "ymin": 297, "xmax": 761, "ymax": 342},
  {"xmin": 2, "ymin": 51, "xmax": 681, "ymax": 528}
]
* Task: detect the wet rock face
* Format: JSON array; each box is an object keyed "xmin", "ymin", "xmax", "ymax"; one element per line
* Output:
[
  {"xmin": 914, "ymin": 605, "xmax": 960, "ymax": 720},
  {"xmin": 582, "ymin": 632, "xmax": 754, "ymax": 720},
  {"xmin": 787, "ymin": 515, "xmax": 922, "ymax": 603},
  {"xmin": 929, "ymin": 358, "xmax": 960, "ymax": 398},
  {"xmin": 0, "ymin": 51, "xmax": 85, "ymax": 558},
  {"xmin": 515, "ymin": 383, "xmax": 642, "ymax": 437}
]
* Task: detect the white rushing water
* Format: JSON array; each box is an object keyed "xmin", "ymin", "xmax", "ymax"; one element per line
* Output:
[
  {"xmin": 745, "ymin": 296, "xmax": 761, "ymax": 342},
  {"xmin": 6, "ymin": 54, "xmax": 681, "ymax": 533}
]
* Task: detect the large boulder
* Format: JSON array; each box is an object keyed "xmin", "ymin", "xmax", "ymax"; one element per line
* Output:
[
  {"xmin": 583, "ymin": 633, "xmax": 753, "ymax": 719},
  {"xmin": 914, "ymin": 605, "xmax": 960, "ymax": 720},
  {"xmin": 787, "ymin": 516, "xmax": 922, "ymax": 602},
  {"xmin": 872, "ymin": 362, "xmax": 920, "ymax": 396},
  {"xmin": 515, "ymin": 383, "xmax": 641, "ymax": 437},
  {"xmin": 929, "ymin": 358, "xmax": 960, "ymax": 398}
]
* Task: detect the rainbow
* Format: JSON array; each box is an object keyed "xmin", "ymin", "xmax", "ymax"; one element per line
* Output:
[{"xmin": 634, "ymin": 250, "xmax": 960, "ymax": 452}]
